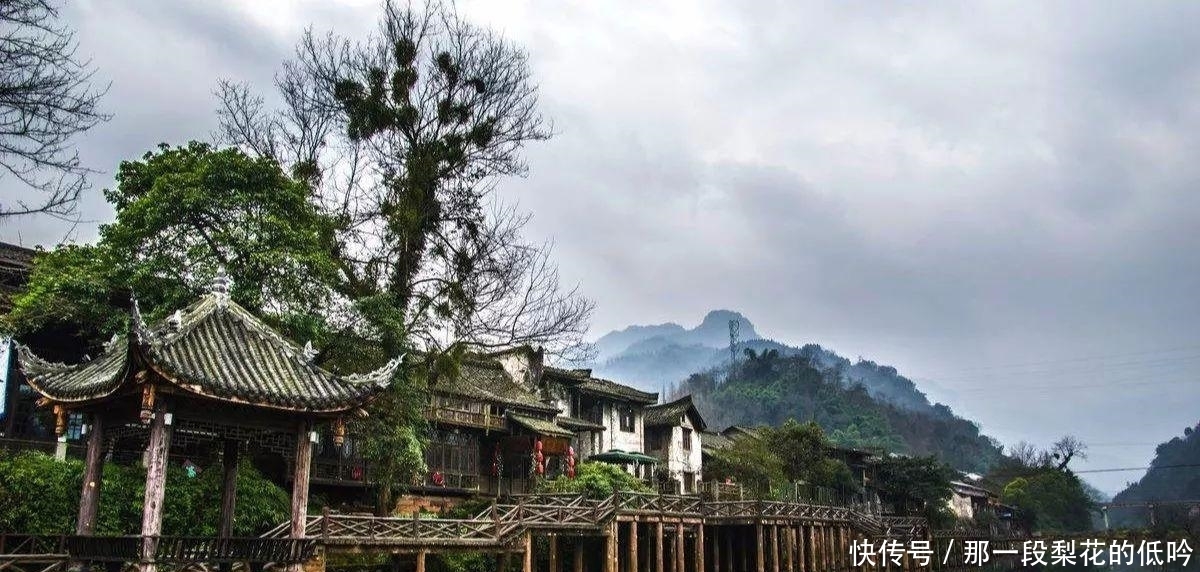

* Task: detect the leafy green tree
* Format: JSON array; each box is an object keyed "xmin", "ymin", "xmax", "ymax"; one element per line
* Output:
[
  {"xmin": 704, "ymin": 433, "xmax": 786, "ymax": 493},
  {"xmin": 873, "ymin": 455, "xmax": 956, "ymax": 526},
  {"xmin": 764, "ymin": 420, "xmax": 857, "ymax": 490},
  {"xmin": 6, "ymin": 142, "xmax": 338, "ymax": 349},
  {"xmin": 1001, "ymin": 470, "xmax": 1094, "ymax": 532}
]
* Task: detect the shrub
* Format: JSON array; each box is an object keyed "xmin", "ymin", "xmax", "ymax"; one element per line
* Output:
[
  {"xmin": 0, "ymin": 450, "xmax": 289, "ymax": 536},
  {"xmin": 537, "ymin": 461, "xmax": 652, "ymax": 499}
]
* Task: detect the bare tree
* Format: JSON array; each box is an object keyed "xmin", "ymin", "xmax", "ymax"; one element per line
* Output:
[
  {"xmin": 0, "ymin": 0, "xmax": 109, "ymax": 218},
  {"xmin": 214, "ymin": 0, "xmax": 592, "ymax": 360},
  {"xmin": 1051, "ymin": 435, "xmax": 1087, "ymax": 470}
]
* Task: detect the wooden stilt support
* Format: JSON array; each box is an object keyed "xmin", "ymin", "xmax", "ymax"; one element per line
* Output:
[
  {"xmin": 784, "ymin": 526, "xmax": 793, "ymax": 572},
  {"xmin": 139, "ymin": 406, "xmax": 172, "ymax": 572},
  {"xmin": 675, "ymin": 523, "xmax": 684, "ymax": 572},
  {"xmin": 756, "ymin": 524, "xmax": 766, "ymax": 572},
  {"xmin": 697, "ymin": 524, "xmax": 705, "ymax": 572},
  {"xmin": 523, "ymin": 531, "xmax": 533, "ymax": 572},
  {"xmin": 656, "ymin": 522, "xmax": 665, "ymax": 572},
  {"xmin": 629, "ymin": 521, "xmax": 639, "ymax": 572},
  {"xmin": 712, "ymin": 527, "xmax": 720, "ymax": 572},
  {"xmin": 550, "ymin": 535, "xmax": 559, "ymax": 572},
  {"xmin": 771, "ymin": 525, "xmax": 780, "ymax": 572},
  {"xmin": 607, "ymin": 520, "xmax": 619, "ymax": 572},
  {"xmin": 574, "ymin": 540, "xmax": 584, "ymax": 572},
  {"xmin": 76, "ymin": 413, "xmax": 104, "ymax": 535},
  {"xmin": 415, "ymin": 550, "xmax": 427, "ymax": 572}
]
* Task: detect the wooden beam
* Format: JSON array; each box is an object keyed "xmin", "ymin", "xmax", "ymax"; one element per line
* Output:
[
  {"xmin": 290, "ymin": 421, "xmax": 313, "ymax": 538},
  {"xmin": 139, "ymin": 405, "xmax": 173, "ymax": 572},
  {"xmin": 696, "ymin": 524, "xmax": 705, "ymax": 572},
  {"xmin": 218, "ymin": 439, "xmax": 240, "ymax": 537},
  {"xmin": 76, "ymin": 413, "xmax": 104, "ymax": 535},
  {"xmin": 415, "ymin": 550, "xmax": 426, "ymax": 572}
]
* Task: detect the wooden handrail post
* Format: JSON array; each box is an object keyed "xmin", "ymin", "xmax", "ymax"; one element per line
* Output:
[{"xmin": 321, "ymin": 506, "xmax": 330, "ymax": 540}]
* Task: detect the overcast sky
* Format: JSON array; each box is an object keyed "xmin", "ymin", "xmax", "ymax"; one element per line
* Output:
[{"xmin": 4, "ymin": 0, "xmax": 1200, "ymax": 494}]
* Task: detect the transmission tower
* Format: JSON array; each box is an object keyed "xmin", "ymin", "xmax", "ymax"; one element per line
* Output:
[{"xmin": 728, "ymin": 319, "xmax": 740, "ymax": 370}]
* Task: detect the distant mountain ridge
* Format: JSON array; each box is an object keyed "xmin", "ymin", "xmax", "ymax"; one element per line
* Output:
[
  {"xmin": 589, "ymin": 309, "xmax": 1002, "ymax": 472},
  {"xmin": 593, "ymin": 309, "xmax": 758, "ymax": 363},
  {"xmin": 591, "ymin": 310, "xmax": 935, "ymax": 413}
]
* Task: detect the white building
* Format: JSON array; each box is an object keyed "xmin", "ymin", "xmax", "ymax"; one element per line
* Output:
[{"xmin": 644, "ymin": 395, "xmax": 706, "ymax": 493}]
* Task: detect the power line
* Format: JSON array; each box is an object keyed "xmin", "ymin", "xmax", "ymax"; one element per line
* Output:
[{"xmin": 920, "ymin": 342, "xmax": 1200, "ymax": 377}]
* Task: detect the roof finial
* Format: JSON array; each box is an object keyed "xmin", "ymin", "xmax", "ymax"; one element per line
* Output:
[
  {"xmin": 302, "ymin": 341, "xmax": 318, "ymax": 362},
  {"xmin": 211, "ymin": 266, "xmax": 232, "ymax": 307}
]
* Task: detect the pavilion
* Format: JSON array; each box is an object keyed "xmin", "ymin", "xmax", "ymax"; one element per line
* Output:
[{"xmin": 16, "ymin": 272, "xmax": 399, "ymax": 572}]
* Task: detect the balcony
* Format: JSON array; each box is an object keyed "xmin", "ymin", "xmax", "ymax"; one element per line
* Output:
[{"xmin": 424, "ymin": 407, "xmax": 507, "ymax": 431}]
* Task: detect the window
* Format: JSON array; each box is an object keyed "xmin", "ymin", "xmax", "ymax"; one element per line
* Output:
[
  {"xmin": 618, "ymin": 405, "xmax": 635, "ymax": 432},
  {"xmin": 683, "ymin": 471, "xmax": 696, "ymax": 493},
  {"xmin": 681, "ymin": 428, "xmax": 693, "ymax": 451}
]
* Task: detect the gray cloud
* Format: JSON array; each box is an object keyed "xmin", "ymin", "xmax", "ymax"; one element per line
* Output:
[{"xmin": 2, "ymin": 0, "xmax": 1198, "ymax": 493}]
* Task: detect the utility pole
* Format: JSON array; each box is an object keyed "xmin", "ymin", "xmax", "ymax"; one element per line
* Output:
[{"xmin": 728, "ymin": 319, "xmax": 740, "ymax": 371}]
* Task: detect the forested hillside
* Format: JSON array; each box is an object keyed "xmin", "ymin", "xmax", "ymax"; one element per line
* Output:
[
  {"xmin": 673, "ymin": 349, "xmax": 1005, "ymax": 473},
  {"xmin": 1109, "ymin": 422, "xmax": 1200, "ymax": 528}
]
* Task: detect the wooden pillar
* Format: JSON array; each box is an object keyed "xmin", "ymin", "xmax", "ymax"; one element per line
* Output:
[
  {"xmin": 76, "ymin": 413, "xmax": 105, "ymax": 535},
  {"xmin": 712, "ymin": 527, "xmax": 720, "ymax": 572},
  {"xmin": 550, "ymin": 535, "xmax": 559, "ymax": 572},
  {"xmin": 523, "ymin": 531, "xmax": 533, "ymax": 572},
  {"xmin": 771, "ymin": 525, "xmax": 780, "ymax": 572},
  {"xmin": 756, "ymin": 524, "xmax": 766, "ymax": 572},
  {"xmin": 740, "ymin": 527, "xmax": 750, "ymax": 572},
  {"xmin": 218, "ymin": 439, "xmax": 240, "ymax": 537},
  {"xmin": 139, "ymin": 405, "xmax": 173, "ymax": 572},
  {"xmin": 607, "ymin": 520, "xmax": 619, "ymax": 572},
  {"xmin": 724, "ymin": 528, "xmax": 734, "ymax": 572},
  {"xmin": 806, "ymin": 526, "xmax": 816, "ymax": 572},
  {"xmin": 628, "ymin": 521, "xmax": 639, "ymax": 572},
  {"xmin": 656, "ymin": 522, "xmax": 665, "ymax": 572},
  {"xmin": 415, "ymin": 550, "xmax": 427, "ymax": 572},
  {"xmin": 784, "ymin": 526, "xmax": 793, "ymax": 572},
  {"xmin": 290, "ymin": 421, "xmax": 314, "ymax": 538},
  {"xmin": 574, "ymin": 540, "xmax": 585, "ymax": 572},
  {"xmin": 696, "ymin": 525, "xmax": 705, "ymax": 572},
  {"xmin": 674, "ymin": 523, "xmax": 684, "ymax": 572}
]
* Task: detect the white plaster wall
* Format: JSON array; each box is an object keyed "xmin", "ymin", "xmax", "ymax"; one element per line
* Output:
[
  {"xmin": 603, "ymin": 402, "xmax": 645, "ymax": 453},
  {"xmin": 664, "ymin": 415, "xmax": 703, "ymax": 489},
  {"xmin": 496, "ymin": 353, "xmax": 532, "ymax": 390}
]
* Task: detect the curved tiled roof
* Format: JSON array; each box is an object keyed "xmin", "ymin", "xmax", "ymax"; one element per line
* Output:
[
  {"xmin": 16, "ymin": 335, "xmax": 129, "ymax": 403},
  {"xmin": 544, "ymin": 366, "xmax": 658, "ymax": 404},
  {"xmin": 433, "ymin": 359, "xmax": 558, "ymax": 413},
  {"xmin": 18, "ymin": 292, "xmax": 395, "ymax": 413},
  {"xmin": 645, "ymin": 395, "xmax": 708, "ymax": 431}
]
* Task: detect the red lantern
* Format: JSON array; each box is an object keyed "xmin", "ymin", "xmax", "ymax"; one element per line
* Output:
[{"xmin": 535, "ymin": 438, "xmax": 545, "ymax": 475}]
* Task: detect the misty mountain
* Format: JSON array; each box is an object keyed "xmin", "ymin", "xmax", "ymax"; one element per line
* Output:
[
  {"xmin": 592, "ymin": 310, "xmax": 936, "ymax": 413},
  {"xmin": 590, "ymin": 309, "xmax": 1002, "ymax": 472}
]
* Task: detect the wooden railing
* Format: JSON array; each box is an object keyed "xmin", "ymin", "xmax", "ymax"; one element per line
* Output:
[
  {"xmin": 423, "ymin": 407, "xmax": 506, "ymax": 431},
  {"xmin": 263, "ymin": 492, "xmax": 905, "ymax": 550}
]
